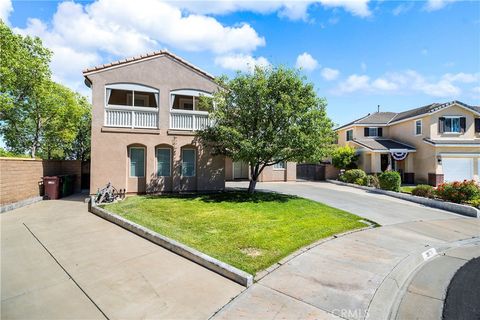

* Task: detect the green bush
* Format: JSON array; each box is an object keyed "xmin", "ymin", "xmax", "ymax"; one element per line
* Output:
[
  {"xmin": 366, "ymin": 174, "xmax": 380, "ymax": 188},
  {"xmin": 435, "ymin": 180, "xmax": 480, "ymax": 203},
  {"xmin": 411, "ymin": 185, "xmax": 435, "ymax": 198},
  {"xmin": 340, "ymin": 169, "xmax": 367, "ymax": 184},
  {"xmin": 354, "ymin": 178, "xmax": 367, "ymax": 186},
  {"xmin": 378, "ymin": 171, "xmax": 401, "ymax": 192},
  {"xmin": 467, "ymin": 199, "xmax": 480, "ymax": 208}
]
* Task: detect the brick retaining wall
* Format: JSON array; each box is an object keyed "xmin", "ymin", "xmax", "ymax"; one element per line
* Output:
[{"xmin": 0, "ymin": 158, "xmax": 82, "ymax": 205}]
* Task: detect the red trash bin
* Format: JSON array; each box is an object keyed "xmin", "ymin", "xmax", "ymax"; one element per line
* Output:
[{"xmin": 43, "ymin": 176, "xmax": 61, "ymax": 200}]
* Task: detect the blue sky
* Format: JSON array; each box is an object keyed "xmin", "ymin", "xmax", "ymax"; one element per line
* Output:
[{"xmin": 2, "ymin": 0, "xmax": 479, "ymax": 126}]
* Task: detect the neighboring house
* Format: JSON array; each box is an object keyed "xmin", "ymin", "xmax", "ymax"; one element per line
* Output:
[
  {"xmin": 83, "ymin": 50, "xmax": 295, "ymax": 194},
  {"xmin": 336, "ymin": 101, "xmax": 480, "ymax": 186}
]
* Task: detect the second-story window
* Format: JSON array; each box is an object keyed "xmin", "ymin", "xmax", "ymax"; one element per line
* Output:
[
  {"xmin": 171, "ymin": 90, "xmax": 213, "ymax": 112},
  {"xmin": 364, "ymin": 127, "xmax": 383, "ymax": 137},
  {"xmin": 439, "ymin": 116, "xmax": 465, "ymax": 134},
  {"xmin": 106, "ymin": 85, "xmax": 158, "ymax": 108},
  {"xmin": 415, "ymin": 120, "xmax": 422, "ymax": 135},
  {"xmin": 346, "ymin": 129, "xmax": 353, "ymax": 141}
]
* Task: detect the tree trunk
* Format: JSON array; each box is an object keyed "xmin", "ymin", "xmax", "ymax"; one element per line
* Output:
[
  {"xmin": 30, "ymin": 145, "xmax": 36, "ymax": 158},
  {"xmin": 248, "ymin": 179, "xmax": 257, "ymax": 194}
]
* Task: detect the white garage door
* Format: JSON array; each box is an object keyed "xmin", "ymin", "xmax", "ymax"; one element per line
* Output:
[{"xmin": 442, "ymin": 158, "xmax": 474, "ymax": 182}]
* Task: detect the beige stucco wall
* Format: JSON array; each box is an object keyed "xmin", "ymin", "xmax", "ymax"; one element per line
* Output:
[
  {"xmin": 336, "ymin": 103, "xmax": 479, "ymax": 184},
  {"xmin": 88, "ymin": 55, "xmax": 224, "ymax": 193}
]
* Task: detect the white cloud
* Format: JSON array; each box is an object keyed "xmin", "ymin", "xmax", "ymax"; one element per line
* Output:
[
  {"xmin": 321, "ymin": 67, "xmax": 340, "ymax": 81},
  {"xmin": 425, "ymin": 0, "xmax": 459, "ymax": 11},
  {"xmin": 333, "ymin": 70, "xmax": 479, "ymax": 97},
  {"xmin": 0, "ymin": 0, "xmax": 12, "ymax": 24},
  {"xmin": 295, "ymin": 52, "xmax": 319, "ymax": 71},
  {"xmin": 14, "ymin": 0, "xmax": 266, "ymax": 94},
  {"xmin": 214, "ymin": 54, "xmax": 270, "ymax": 73},
  {"xmin": 392, "ymin": 2, "xmax": 414, "ymax": 16},
  {"xmin": 175, "ymin": 0, "xmax": 371, "ymax": 21},
  {"xmin": 371, "ymin": 78, "xmax": 398, "ymax": 91},
  {"xmin": 336, "ymin": 74, "xmax": 370, "ymax": 93}
]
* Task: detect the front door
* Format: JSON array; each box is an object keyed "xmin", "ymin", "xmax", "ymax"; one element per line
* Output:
[{"xmin": 381, "ymin": 154, "xmax": 389, "ymax": 171}]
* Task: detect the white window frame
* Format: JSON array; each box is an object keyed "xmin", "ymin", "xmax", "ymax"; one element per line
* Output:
[
  {"xmin": 273, "ymin": 161, "xmax": 286, "ymax": 170},
  {"xmin": 181, "ymin": 148, "xmax": 196, "ymax": 177},
  {"xmin": 346, "ymin": 129, "xmax": 353, "ymax": 141},
  {"xmin": 156, "ymin": 148, "xmax": 172, "ymax": 177},
  {"xmin": 129, "ymin": 146, "xmax": 146, "ymax": 178},
  {"xmin": 415, "ymin": 119, "xmax": 422, "ymax": 136},
  {"xmin": 367, "ymin": 127, "xmax": 380, "ymax": 137},
  {"xmin": 443, "ymin": 116, "xmax": 462, "ymax": 134},
  {"xmin": 105, "ymin": 83, "xmax": 159, "ymax": 110}
]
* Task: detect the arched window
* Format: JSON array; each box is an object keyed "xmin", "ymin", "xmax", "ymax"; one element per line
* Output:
[
  {"xmin": 156, "ymin": 146, "xmax": 172, "ymax": 177},
  {"xmin": 170, "ymin": 89, "xmax": 213, "ymax": 112},
  {"xmin": 128, "ymin": 145, "xmax": 146, "ymax": 177},
  {"xmin": 106, "ymin": 83, "xmax": 159, "ymax": 108}
]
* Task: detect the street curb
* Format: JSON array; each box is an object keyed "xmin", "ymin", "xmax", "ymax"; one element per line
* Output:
[
  {"xmin": 327, "ymin": 180, "xmax": 480, "ymax": 218},
  {"xmin": 89, "ymin": 198, "xmax": 253, "ymax": 287},
  {"xmin": 0, "ymin": 196, "xmax": 43, "ymax": 214},
  {"xmin": 366, "ymin": 237, "xmax": 480, "ymax": 320}
]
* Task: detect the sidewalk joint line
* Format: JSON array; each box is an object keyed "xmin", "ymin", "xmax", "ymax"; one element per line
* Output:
[{"xmin": 23, "ymin": 223, "xmax": 110, "ymax": 320}]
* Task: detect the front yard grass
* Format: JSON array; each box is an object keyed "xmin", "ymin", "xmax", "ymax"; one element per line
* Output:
[
  {"xmin": 400, "ymin": 186, "xmax": 416, "ymax": 194},
  {"xmin": 104, "ymin": 191, "xmax": 368, "ymax": 274}
]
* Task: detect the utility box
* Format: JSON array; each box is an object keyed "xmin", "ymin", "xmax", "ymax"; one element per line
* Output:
[{"xmin": 43, "ymin": 176, "xmax": 61, "ymax": 200}]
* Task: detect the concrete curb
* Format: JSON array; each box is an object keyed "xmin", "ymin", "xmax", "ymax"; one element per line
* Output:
[
  {"xmin": 366, "ymin": 237, "xmax": 480, "ymax": 320},
  {"xmin": 89, "ymin": 199, "xmax": 253, "ymax": 287},
  {"xmin": 0, "ymin": 196, "xmax": 43, "ymax": 214},
  {"xmin": 327, "ymin": 180, "xmax": 480, "ymax": 218}
]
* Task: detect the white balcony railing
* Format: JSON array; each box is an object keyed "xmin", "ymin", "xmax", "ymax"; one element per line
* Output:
[
  {"xmin": 105, "ymin": 106, "xmax": 158, "ymax": 129},
  {"xmin": 170, "ymin": 110, "xmax": 211, "ymax": 131}
]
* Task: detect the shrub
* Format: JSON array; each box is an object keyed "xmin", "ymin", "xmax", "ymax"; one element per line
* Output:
[
  {"xmin": 340, "ymin": 169, "xmax": 367, "ymax": 184},
  {"xmin": 411, "ymin": 185, "xmax": 435, "ymax": 198},
  {"xmin": 366, "ymin": 174, "xmax": 380, "ymax": 188},
  {"xmin": 435, "ymin": 180, "xmax": 480, "ymax": 203},
  {"xmin": 379, "ymin": 171, "xmax": 401, "ymax": 192},
  {"xmin": 355, "ymin": 177, "xmax": 367, "ymax": 186},
  {"xmin": 467, "ymin": 199, "xmax": 480, "ymax": 208},
  {"xmin": 331, "ymin": 145, "xmax": 359, "ymax": 170}
]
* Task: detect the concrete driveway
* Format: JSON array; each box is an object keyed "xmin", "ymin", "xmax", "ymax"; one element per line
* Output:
[
  {"xmin": 1, "ymin": 196, "xmax": 243, "ymax": 320},
  {"xmin": 216, "ymin": 181, "xmax": 480, "ymax": 320},
  {"xmin": 228, "ymin": 181, "xmax": 462, "ymax": 225}
]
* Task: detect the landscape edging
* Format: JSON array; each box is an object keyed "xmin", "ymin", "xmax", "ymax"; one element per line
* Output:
[
  {"xmin": 0, "ymin": 196, "xmax": 43, "ymax": 214},
  {"xmin": 327, "ymin": 180, "xmax": 480, "ymax": 218},
  {"xmin": 89, "ymin": 198, "xmax": 253, "ymax": 287}
]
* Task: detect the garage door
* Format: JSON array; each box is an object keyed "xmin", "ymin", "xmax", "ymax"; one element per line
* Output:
[{"xmin": 442, "ymin": 158, "xmax": 474, "ymax": 182}]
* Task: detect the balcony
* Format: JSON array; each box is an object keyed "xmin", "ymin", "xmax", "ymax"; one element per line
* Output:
[
  {"xmin": 170, "ymin": 110, "xmax": 211, "ymax": 131},
  {"xmin": 105, "ymin": 106, "xmax": 158, "ymax": 129}
]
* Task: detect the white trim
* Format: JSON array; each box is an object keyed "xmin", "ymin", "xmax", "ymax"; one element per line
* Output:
[
  {"xmin": 169, "ymin": 109, "xmax": 209, "ymax": 116},
  {"xmin": 106, "ymin": 83, "xmax": 158, "ymax": 93},
  {"xmin": 415, "ymin": 119, "xmax": 422, "ymax": 136},
  {"xmin": 438, "ymin": 153, "xmax": 480, "ymax": 157},
  {"xmin": 155, "ymin": 147, "xmax": 172, "ymax": 177},
  {"xmin": 424, "ymin": 140, "xmax": 480, "ymax": 147},
  {"xmin": 129, "ymin": 146, "xmax": 146, "ymax": 178},
  {"xmin": 170, "ymin": 89, "xmax": 213, "ymax": 97},
  {"xmin": 181, "ymin": 148, "xmax": 196, "ymax": 177},
  {"xmin": 105, "ymin": 105, "xmax": 158, "ymax": 112}
]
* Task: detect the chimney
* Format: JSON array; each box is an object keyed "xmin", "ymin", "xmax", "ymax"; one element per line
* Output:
[{"xmin": 377, "ymin": 105, "xmax": 380, "ymax": 113}]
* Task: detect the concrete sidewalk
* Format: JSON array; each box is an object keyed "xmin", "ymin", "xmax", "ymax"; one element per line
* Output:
[
  {"xmin": 215, "ymin": 182, "xmax": 480, "ymax": 320},
  {"xmin": 1, "ymin": 196, "xmax": 243, "ymax": 319}
]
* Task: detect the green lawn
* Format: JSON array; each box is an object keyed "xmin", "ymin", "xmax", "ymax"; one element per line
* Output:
[
  {"xmin": 104, "ymin": 192, "xmax": 368, "ymax": 274},
  {"xmin": 400, "ymin": 186, "xmax": 416, "ymax": 194}
]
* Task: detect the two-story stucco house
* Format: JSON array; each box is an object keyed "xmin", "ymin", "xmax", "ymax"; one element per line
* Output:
[
  {"xmin": 83, "ymin": 50, "xmax": 295, "ymax": 194},
  {"xmin": 336, "ymin": 101, "xmax": 480, "ymax": 186}
]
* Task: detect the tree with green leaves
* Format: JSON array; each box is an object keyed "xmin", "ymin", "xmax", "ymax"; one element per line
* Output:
[
  {"xmin": 331, "ymin": 145, "xmax": 359, "ymax": 170},
  {"xmin": 0, "ymin": 21, "xmax": 91, "ymax": 160},
  {"xmin": 199, "ymin": 66, "xmax": 336, "ymax": 193}
]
